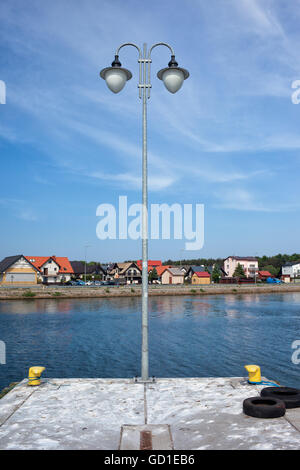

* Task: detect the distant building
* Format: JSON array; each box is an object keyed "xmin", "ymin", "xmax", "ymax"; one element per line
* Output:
[
  {"xmin": 148, "ymin": 265, "xmax": 172, "ymax": 283},
  {"xmin": 0, "ymin": 255, "xmax": 38, "ymax": 285},
  {"xmin": 25, "ymin": 256, "xmax": 74, "ymax": 284},
  {"xmin": 70, "ymin": 261, "xmax": 106, "ymax": 280},
  {"xmin": 191, "ymin": 271, "xmax": 211, "ymax": 285},
  {"xmin": 224, "ymin": 256, "xmax": 258, "ymax": 278},
  {"xmin": 184, "ymin": 265, "xmax": 225, "ymax": 282},
  {"xmin": 0, "ymin": 255, "xmax": 74, "ymax": 285},
  {"xmin": 282, "ymin": 261, "xmax": 300, "ymax": 279},
  {"xmin": 107, "ymin": 262, "xmax": 142, "ymax": 284},
  {"xmin": 161, "ymin": 268, "xmax": 185, "ymax": 285}
]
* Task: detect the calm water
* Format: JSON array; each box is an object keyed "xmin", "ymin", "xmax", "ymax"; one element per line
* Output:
[{"xmin": 0, "ymin": 293, "xmax": 300, "ymax": 391}]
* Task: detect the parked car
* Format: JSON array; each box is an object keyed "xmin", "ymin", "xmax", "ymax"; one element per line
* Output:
[
  {"xmin": 85, "ymin": 280, "xmax": 93, "ymax": 286},
  {"xmin": 76, "ymin": 280, "xmax": 85, "ymax": 286},
  {"xmin": 64, "ymin": 280, "xmax": 77, "ymax": 286},
  {"xmin": 266, "ymin": 277, "xmax": 282, "ymax": 284}
]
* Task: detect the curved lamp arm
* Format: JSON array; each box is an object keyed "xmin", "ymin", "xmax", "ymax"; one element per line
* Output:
[
  {"xmin": 147, "ymin": 43, "xmax": 176, "ymax": 98},
  {"xmin": 115, "ymin": 42, "xmax": 142, "ymax": 58},
  {"xmin": 148, "ymin": 42, "xmax": 175, "ymax": 57},
  {"xmin": 116, "ymin": 43, "xmax": 143, "ymax": 98}
]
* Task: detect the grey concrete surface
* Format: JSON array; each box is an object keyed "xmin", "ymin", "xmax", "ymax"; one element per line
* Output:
[{"xmin": 0, "ymin": 377, "xmax": 299, "ymax": 450}]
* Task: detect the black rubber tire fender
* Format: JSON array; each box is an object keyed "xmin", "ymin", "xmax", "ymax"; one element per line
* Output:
[
  {"xmin": 261, "ymin": 387, "xmax": 300, "ymax": 409},
  {"xmin": 243, "ymin": 396, "xmax": 286, "ymax": 418}
]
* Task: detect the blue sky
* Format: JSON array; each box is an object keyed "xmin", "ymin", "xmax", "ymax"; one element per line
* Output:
[{"xmin": 1, "ymin": 0, "xmax": 300, "ymax": 262}]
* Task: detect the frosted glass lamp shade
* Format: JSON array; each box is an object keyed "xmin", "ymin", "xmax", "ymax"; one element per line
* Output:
[
  {"xmin": 162, "ymin": 69, "xmax": 185, "ymax": 94},
  {"xmin": 100, "ymin": 66, "xmax": 132, "ymax": 94},
  {"xmin": 157, "ymin": 61, "xmax": 189, "ymax": 94}
]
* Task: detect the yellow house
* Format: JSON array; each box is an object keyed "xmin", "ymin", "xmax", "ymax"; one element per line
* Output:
[
  {"xmin": 0, "ymin": 255, "xmax": 38, "ymax": 285},
  {"xmin": 192, "ymin": 271, "xmax": 211, "ymax": 285}
]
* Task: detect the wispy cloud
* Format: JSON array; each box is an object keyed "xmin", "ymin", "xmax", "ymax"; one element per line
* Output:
[
  {"xmin": 0, "ymin": 198, "xmax": 37, "ymax": 221},
  {"xmin": 89, "ymin": 170, "xmax": 176, "ymax": 191},
  {"xmin": 214, "ymin": 188, "xmax": 300, "ymax": 213},
  {"xmin": 236, "ymin": 0, "xmax": 285, "ymax": 38}
]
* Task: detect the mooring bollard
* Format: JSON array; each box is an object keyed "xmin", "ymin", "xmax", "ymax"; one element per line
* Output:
[{"xmin": 28, "ymin": 366, "xmax": 45, "ymax": 386}]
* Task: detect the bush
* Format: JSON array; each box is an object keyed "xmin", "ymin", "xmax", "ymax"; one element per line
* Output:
[
  {"xmin": 22, "ymin": 290, "xmax": 36, "ymax": 298},
  {"xmin": 190, "ymin": 289, "xmax": 197, "ymax": 294}
]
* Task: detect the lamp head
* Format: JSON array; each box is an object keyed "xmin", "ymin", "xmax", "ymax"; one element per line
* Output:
[
  {"xmin": 157, "ymin": 55, "xmax": 189, "ymax": 94},
  {"xmin": 100, "ymin": 55, "xmax": 132, "ymax": 94}
]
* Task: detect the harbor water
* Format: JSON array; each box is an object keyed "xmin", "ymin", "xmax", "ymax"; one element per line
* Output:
[{"xmin": 0, "ymin": 293, "xmax": 300, "ymax": 391}]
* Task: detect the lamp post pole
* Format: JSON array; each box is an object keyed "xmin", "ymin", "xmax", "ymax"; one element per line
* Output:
[
  {"xmin": 141, "ymin": 43, "xmax": 149, "ymax": 382},
  {"xmin": 100, "ymin": 42, "xmax": 189, "ymax": 382},
  {"xmin": 84, "ymin": 244, "xmax": 90, "ymax": 284}
]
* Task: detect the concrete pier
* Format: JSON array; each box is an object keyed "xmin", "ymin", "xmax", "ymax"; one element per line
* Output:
[{"xmin": 0, "ymin": 377, "xmax": 300, "ymax": 450}]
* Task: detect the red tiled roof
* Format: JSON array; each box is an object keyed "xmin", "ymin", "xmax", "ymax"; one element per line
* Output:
[
  {"xmin": 25, "ymin": 256, "xmax": 74, "ymax": 274},
  {"xmin": 150, "ymin": 265, "xmax": 172, "ymax": 276},
  {"xmin": 258, "ymin": 271, "xmax": 272, "ymax": 277},
  {"xmin": 193, "ymin": 271, "xmax": 210, "ymax": 278},
  {"xmin": 137, "ymin": 260, "xmax": 162, "ymax": 269}
]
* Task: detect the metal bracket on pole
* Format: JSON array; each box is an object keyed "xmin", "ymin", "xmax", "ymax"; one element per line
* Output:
[{"xmin": 133, "ymin": 376, "xmax": 156, "ymax": 384}]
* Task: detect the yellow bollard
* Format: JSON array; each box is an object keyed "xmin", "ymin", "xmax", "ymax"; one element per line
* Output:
[
  {"xmin": 245, "ymin": 365, "xmax": 261, "ymax": 383},
  {"xmin": 28, "ymin": 366, "xmax": 45, "ymax": 386}
]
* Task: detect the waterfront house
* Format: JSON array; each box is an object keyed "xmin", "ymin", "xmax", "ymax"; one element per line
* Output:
[
  {"xmin": 191, "ymin": 271, "xmax": 211, "ymax": 285},
  {"xmin": 148, "ymin": 265, "xmax": 172, "ymax": 283},
  {"xmin": 70, "ymin": 261, "xmax": 106, "ymax": 280},
  {"xmin": 184, "ymin": 265, "xmax": 225, "ymax": 282},
  {"xmin": 282, "ymin": 261, "xmax": 300, "ymax": 279},
  {"xmin": 107, "ymin": 262, "xmax": 142, "ymax": 284},
  {"xmin": 25, "ymin": 256, "xmax": 74, "ymax": 284},
  {"xmin": 0, "ymin": 255, "xmax": 39, "ymax": 285},
  {"xmin": 161, "ymin": 268, "xmax": 185, "ymax": 285},
  {"xmin": 223, "ymin": 256, "xmax": 258, "ymax": 278}
]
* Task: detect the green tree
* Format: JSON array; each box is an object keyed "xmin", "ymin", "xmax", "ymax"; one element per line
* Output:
[
  {"xmin": 233, "ymin": 263, "xmax": 246, "ymax": 278},
  {"xmin": 212, "ymin": 265, "xmax": 221, "ymax": 283},
  {"xmin": 149, "ymin": 267, "xmax": 158, "ymax": 284}
]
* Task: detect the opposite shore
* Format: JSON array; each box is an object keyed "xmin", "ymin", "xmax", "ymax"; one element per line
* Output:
[{"xmin": 1, "ymin": 283, "xmax": 300, "ymax": 300}]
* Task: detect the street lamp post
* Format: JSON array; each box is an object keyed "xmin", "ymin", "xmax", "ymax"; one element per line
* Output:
[
  {"xmin": 100, "ymin": 43, "xmax": 189, "ymax": 382},
  {"xmin": 84, "ymin": 244, "xmax": 91, "ymax": 284}
]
